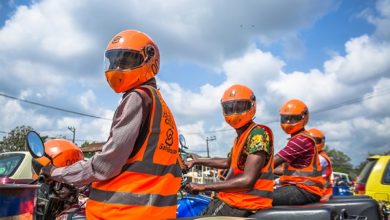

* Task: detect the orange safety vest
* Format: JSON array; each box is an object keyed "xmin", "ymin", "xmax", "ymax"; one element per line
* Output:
[
  {"xmin": 319, "ymin": 151, "xmax": 333, "ymax": 202},
  {"xmin": 86, "ymin": 85, "xmax": 181, "ymax": 220},
  {"xmin": 279, "ymin": 132, "xmax": 324, "ymax": 197},
  {"xmin": 218, "ymin": 122, "xmax": 274, "ymax": 210}
]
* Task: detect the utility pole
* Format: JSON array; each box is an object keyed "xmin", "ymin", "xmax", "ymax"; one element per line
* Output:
[
  {"xmin": 206, "ymin": 136, "xmax": 216, "ymax": 158},
  {"xmin": 68, "ymin": 126, "xmax": 76, "ymax": 143}
]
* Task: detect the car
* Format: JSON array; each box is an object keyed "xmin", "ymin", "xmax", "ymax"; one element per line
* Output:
[
  {"xmin": 354, "ymin": 155, "xmax": 390, "ymax": 208},
  {"xmin": 332, "ymin": 171, "xmax": 353, "ymax": 186},
  {"xmin": 0, "ymin": 151, "xmax": 33, "ymax": 184}
]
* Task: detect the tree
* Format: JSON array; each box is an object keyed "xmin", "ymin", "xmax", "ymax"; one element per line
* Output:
[
  {"xmin": 354, "ymin": 160, "xmax": 368, "ymax": 176},
  {"xmin": 324, "ymin": 145, "xmax": 354, "ymax": 175},
  {"xmin": 0, "ymin": 126, "xmax": 34, "ymax": 153},
  {"xmin": 81, "ymin": 141, "xmax": 95, "ymax": 148}
]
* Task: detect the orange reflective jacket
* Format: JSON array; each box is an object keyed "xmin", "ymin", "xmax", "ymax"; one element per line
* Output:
[
  {"xmin": 218, "ymin": 123, "xmax": 274, "ymax": 210},
  {"xmin": 319, "ymin": 151, "xmax": 333, "ymax": 202},
  {"xmin": 87, "ymin": 85, "xmax": 180, "ymax": 220},
  {"xmin": 279, "ymin": 132, "xmax": 324, "ymax": 197}
]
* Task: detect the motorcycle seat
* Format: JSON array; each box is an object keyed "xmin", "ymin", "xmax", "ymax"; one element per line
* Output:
[
  {"xmin": 249, "ymin": 205, "xmax": 337, "ymax": 220},
  {"xmin": 311, "ymin": 196, "xmax": 381, "ymax": 220},
  {"xmin": 328, "ymin": 195, "xmax": 371, "ymax": 201}
]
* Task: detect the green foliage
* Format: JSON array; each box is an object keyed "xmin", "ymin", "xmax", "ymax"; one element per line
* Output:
[
  {"xmin": 81, "ymin": 141, "xmax": 94, "ymax": 148},
  {"xmin": 354, "ymin": 160, "xmax": 368, "ymax": 175},
  {"xmin": 324, "ymin": 145, "xmax": 355, "ymax": 176},
  {"xmin": 0, "ymin": 126, "xmax": 34, "ymax": 153}
]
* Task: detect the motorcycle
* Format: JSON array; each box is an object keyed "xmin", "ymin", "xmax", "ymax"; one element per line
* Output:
[
  {"xmin": 27, "ymin": 131, "xmax": 208, "ymax": 219},
  {"xmin": 176, "ymin": 134, "xmax": 212, "ymax": 218},
  {"xmin": 26, "ymin": 130, "xmax": 385, "ymax": 220},
  {"xmin": 177, "ymin": 134, "xmax": 385, "ymax": 220},
  {"xmin": 26, "ymin": 131, "xmax": 87, "ymax": 220}
]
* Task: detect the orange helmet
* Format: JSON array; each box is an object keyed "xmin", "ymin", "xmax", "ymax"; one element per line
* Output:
[
  {"xmin": 307, "ymin": 128, "xmax": 325, "ymax": 152},
  {"xmin": 279, "ymin": 99, "xmax": 309, "ymax": 134},
  {"xmin": 31, "ymin": 139, "xmax": 84, "ymax": 179},
  {"xmin": 104, "ymin": 30, "xmax": 160, "ymax": 93},
  {"xmin": 221, "ymin": 84, "xmax": 256, "ymax": 129}
]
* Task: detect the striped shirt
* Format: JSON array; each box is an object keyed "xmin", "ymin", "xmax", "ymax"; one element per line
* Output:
[{"xmin": 277, "ymin": 134, "xmax": 315, "ymax": 168}]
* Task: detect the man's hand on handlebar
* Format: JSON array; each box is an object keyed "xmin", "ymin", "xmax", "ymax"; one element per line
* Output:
[
  {"xmin": 184, "ymin": 160, "xmax": 196, "ymax": 170},
  {"xmin": 184, "ymin": 183, "xmax": 206, "ymax": 195},
  {"xmin": 41, "ymin": 164, "xmax": 55, "ymax": 177}
]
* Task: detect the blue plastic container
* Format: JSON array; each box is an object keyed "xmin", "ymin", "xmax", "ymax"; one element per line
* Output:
[
  {"xmin": 177, "ymin": 194, "xmax": 212, "ymax": 217},
  {"xmin": 333, "ymin": 185, "xmax": 353, "ymax": 196}
]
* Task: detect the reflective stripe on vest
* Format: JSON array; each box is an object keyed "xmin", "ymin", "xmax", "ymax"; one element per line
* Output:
[
  {"xmin": 319, "ymin": 151, "xmax": 333, "ymax": 202},
  {"xmin": 87, "ymin": 85, "xmax": 180, "ymax": 219},
  {"xmin": 218, "ymin": 123, "xmax": 274, "ymax": 210},
  {"xmin": 122, "ymin": 161, "xmax": 181, "ymax": 177},
  {"xmin": 89, "ymin": 188, "xmax": 177, "ymax": 207},
  {"xmin": 280, "ymin": 132, "xmax": 324, "ymax": 197},
  {"xmin": 283, "ymin": 169, "xmax": 322, "ymax": 177},
  {"xmin": 227, "ymin": 168, "xmax": 274, "ymax": 180}
]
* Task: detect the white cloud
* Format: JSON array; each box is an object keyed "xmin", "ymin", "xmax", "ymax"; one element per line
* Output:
[
  {"xmin": 365, "ymin": 0, "xmax": 390, "ymax": 40},
  {"xmin": 79, "ymin": 90, "xmax": 96, "ymax": 111},
  {"xmin": 363, "ymin": 77, "xmax": 390, "ymax": 115},
  {"xmin": 0, "ymin": 98, "xmax": 53, "ymax": 132},
  {"xmin": 0, "ymin": 1, "xmax": 93, "ymax": 59},
  {"xmin": 165, "ymin": 30, "xmax": 390, "ymax": 164},
  {"xmin": 324, "ymin": 35, "xmax": 390, "ymax": 84}
]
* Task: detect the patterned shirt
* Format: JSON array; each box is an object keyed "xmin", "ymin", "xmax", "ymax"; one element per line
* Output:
[
  {"xmin": 277, "ymin": 134, "xmax": 315, "ymax": 169},
  {"xmin": 235, "ymin": 126, "xmax": 272, "ymax": 170}
]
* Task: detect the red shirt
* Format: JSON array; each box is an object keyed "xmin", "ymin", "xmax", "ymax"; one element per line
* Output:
[{"xmin": 277, "ymin": 134, "xmax": 315, "ymax": 168}]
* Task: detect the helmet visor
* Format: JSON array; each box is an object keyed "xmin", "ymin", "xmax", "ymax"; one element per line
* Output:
[
  {"xmin": 222, "ymin": 100, "xmax": 252, "ymax": 115},
  {"xmin": 313, "ymin": 136, "xmax": 325, "ymax": 145},
  {"xmin": 104, "ymin": 49, "xmax": 144, "ymax": 71},
  {"xmin": 280, "ymin": 114, "xmax": 303, "ymax": 124}
]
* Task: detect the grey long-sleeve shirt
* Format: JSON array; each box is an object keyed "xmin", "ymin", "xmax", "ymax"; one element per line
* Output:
[{"xmin": 51, "ymin": 88, "xmax": 151, "ymax": 187}]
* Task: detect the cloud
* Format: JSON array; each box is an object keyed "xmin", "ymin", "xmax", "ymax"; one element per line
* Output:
[
  {"xmin": 79, "ymin": 90, "xmax": 96, "ymax": 111},
  {"xmin": 365, "ymin": 0, "xmax": 390, "ymax": 40},
  {"xmin": 324, "ymin": 35, "xmax": 390, "ymax": 84},
  {"xmin": 162, "ymin": 30, "xmax": 390, "ymax": 164},
  {"xmin": 1, "ymin": 0, "xmax": 389, "ymax": 166},
  {"xmin": 363, "ymin": 77, "xmax": 390, "ymax": 115}
]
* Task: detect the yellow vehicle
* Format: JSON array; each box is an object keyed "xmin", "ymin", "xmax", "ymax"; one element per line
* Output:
[{"xmin": 354, "ymin": 155, "xmax": 390, "ymax": 208}]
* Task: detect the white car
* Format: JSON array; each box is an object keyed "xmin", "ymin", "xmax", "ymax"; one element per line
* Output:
[
  {"xmin": 0, "ymin": 151, "xmax": 33, "ymax": 184},
  {"xmin": 332, "ymin": 171, "xmax": 353, "ymax": 186}
]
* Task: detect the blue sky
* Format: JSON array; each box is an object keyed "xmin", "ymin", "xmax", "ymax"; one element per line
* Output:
[{"xmin": 0, "ymin": 0, "xmax": 389, "ymax": 165}]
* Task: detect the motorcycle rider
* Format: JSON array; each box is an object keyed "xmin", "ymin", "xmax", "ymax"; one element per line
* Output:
[
  {"xmin": 42, "ymin": 30, "xmax": 180, "ymax": 219},
  {"xmin": 273, "ymin": 99, "xmax": 324, "ymax": 205},
  {"xmin": 32, "ymin": 139, "xmax": 85, "ymax": 219},
  {"xmin": 185, "ymin": 84, "xmax": 274, "ymax": 217},
  {"xmin": 307, "ymin": 128, "xmax": 333, "ymax": 202}
]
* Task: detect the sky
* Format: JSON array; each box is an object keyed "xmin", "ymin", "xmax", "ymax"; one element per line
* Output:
[{"xmin": 0, "ymin": 0, "xmax": 389, "ymax": 166}]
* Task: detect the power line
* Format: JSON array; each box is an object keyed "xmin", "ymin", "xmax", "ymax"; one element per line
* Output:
[
  {"xmin": 0, "ymin": 92, "xmax": 111, "ymax": 121},
  {"xmin": 1, "ymin": 87, "xmax": 390, "ymax": 139},
  {"xmin": 311, "ymin": 87, "xmax": 390, "ymax": 114},
  {"xmin": 183, "ymin": 87, "xmax": 390, "ymax": 135}
]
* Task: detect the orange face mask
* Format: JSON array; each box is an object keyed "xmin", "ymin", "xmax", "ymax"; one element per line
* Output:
[{"xmin": 281, "ymin": 123, "xmax": 303, "ymax": 134}]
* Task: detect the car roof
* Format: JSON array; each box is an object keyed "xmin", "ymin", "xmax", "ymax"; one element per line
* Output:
[
  {"xmin": 368, "ymin": 155, "xmax": 390, "ymax": 159},
  {"xmin": 0, "ymin": 151, "xmax": 30, "ymax": 155}
]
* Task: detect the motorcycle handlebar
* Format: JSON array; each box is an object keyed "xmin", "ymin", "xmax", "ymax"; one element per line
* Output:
[{"xmin": 38, "ymin": 174, "xmax": 46, "ymax": 184}]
